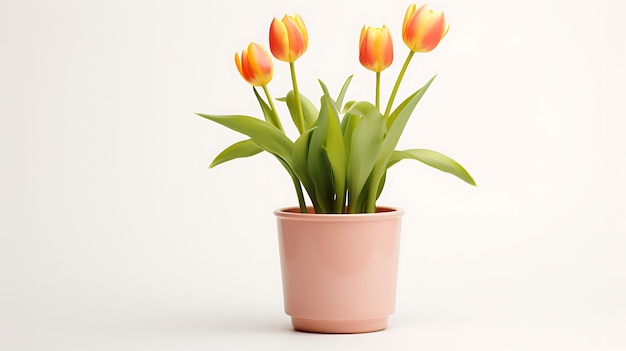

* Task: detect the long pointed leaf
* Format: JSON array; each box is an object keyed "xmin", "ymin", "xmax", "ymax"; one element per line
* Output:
[
  {"xmin": 319, "ymin": 80, "xmax": 346, "ymax": 213},
  {"xmin": 209, "ymin": 139, "xmax": 262, "ymax": 168},
  {"xmin": 276, "ymin": 156, "xmax": 308, "ymax": 213},
  {"xmin": 307, "ymin": 94, "xmax": 334, "ymax": 213},
  {"xmin": 366, "ymin": 76, "xmax": 436, "ymax": 211},
  {"xmin": 253, "ymin": 87, "xmax": 282, "ymax": 130},
  {"xmin": 307, "ymin": 146, "xmax": 332, "ymax": 213},
  {"xmin": 196, "ymin": 113, "xmax": 293, "ymax": 165},
  {"xmin": 389, "ymin": 149, "xmax": 476, "ymax": 186},
  {"xmin": 341, "ymin": 100, "xmax": 357, "ymax": 114},
  {"xmin": 335, "ymin": 75, "xmax": 354, "ymax": 111},
  {"xmin": 342, "ymin": 101, "xmax": 386, "ymax": 212},
  {"xmin": 377, "ymin": 170, "xmax": 387, "ymax": 199},
  {"xmin": 278, "ymin": 91, "xmax": 318, "ymax": 130},
  {"xmin": 292, "ymin": 128, "xmax": 320, "ymax": 212}
]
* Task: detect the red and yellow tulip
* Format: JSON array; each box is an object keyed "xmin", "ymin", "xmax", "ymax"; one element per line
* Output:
[
  {"xmin": 234, "ymin": 42, "xmax": 274, "ymax": 86},
  {"xmin": 402, "ymin": 4, "xmax": 450, "ymax": 53},
  {"xmin": 269, "ymin": 14, "xmax": 309, "ymax": 62},
  {"xmin": 359, "ymin": 25, "xmax": 394, "ymax": 73}
]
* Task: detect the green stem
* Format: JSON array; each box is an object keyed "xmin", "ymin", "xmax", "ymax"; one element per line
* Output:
[
  {"xmin": 384, "ymin": 51, "xmax": 415, "ymax": 118},
  {"xmin": 262, "ymin": 85, "xmax": 284, "ymax": 132},
  {"xmin": 291, "ymin": 174, "xmax": 308, "ymax": 213},
  {"xmin": 280, "ymin": 159, "xmax": 307, "ymax": 213},
  {"xmin": 366, "ymin": 179, "xmax": 378, "ymax": 213},
  {"xmin": 289, "ymin": 62, "xmax": 305, "ymax": 134},
  {"xmin": 334, "ymin": 190, "xmax": 346, "ymax": 214},
  {"xmin": 375, "ymin": 71, "xmax": 381, "ymax": 111}
]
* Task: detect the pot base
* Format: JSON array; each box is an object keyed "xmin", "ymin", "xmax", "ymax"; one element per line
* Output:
[{"xmin": 291, "ymin": 317, "xmax": 388, "ymax": 334}]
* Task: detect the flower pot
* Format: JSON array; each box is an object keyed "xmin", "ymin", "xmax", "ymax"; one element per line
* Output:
[{"xmin": 274, "ymin": 206, "xmax": 403, "ymax": 333}]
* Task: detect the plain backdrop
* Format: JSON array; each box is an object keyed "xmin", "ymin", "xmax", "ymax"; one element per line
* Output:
[{"xmin": 1, "ymin": 0, "xmax": 625, "ymax": 350}]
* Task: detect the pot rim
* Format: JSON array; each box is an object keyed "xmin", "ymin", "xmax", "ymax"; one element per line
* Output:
[{"xmin": 274, "ymin": 206, "xmax": 403, "ymax": 222}]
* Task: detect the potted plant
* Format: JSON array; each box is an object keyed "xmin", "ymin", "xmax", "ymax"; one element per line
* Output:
[{"xmin": 196, "ymin": 3, "xmax": 476, "ymax": 333}]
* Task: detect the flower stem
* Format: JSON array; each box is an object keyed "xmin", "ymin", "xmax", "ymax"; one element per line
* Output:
[
  {"xmin": 262, "ymin": 85, "xmax": 284, "ymax": 132},
  {"xmin": 279, "ymin": 159, "xmax": 307, "ymax": 213},
  {"xmin": 289, "ymin": 62, "xmax": 305, "ymax": 134},
  {"xmin": 375, "ymin": 71, "xmax": 381, "ymax": 111},
  {"xmin": 384, "ymin": 50, "xmax": 415, "ymax": 118},
  {"xmin": 291, "ymin": 174, "xmax": 308, "ymax": 213},
  {"xmin": 366, "ymin": 191, "xmax": 377, "ymax": 213}
]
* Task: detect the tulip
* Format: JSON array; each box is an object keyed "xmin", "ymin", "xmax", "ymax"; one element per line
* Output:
[
  {"xmin": 402, "ymin": 3, "xmax": 450, "ymax": 53},
  {"xmin": 359, "ymin": 25, "xmax": 394, "ymax": 73},
  {"xmin": 234, "ymin": 43, "xmax": 274, "ymax": 86},
  {"xmin": 269, "ymin": 14, "xmax": 309, "ymax": 134},
  {"xmin": 269, "ymin": 14, "xmax": 308, "ymax": 63},
  {"xmin": 384, "ymin": 4, "xmax": 448, "ymax": 117}
]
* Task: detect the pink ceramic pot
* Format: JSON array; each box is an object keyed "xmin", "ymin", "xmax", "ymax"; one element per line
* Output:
[{"xmin": 274, "ymin": 206, "xmax": 403, "ymax": 333}]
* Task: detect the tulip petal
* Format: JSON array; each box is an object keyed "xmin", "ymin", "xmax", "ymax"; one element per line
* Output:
[
  {"xmin": 240, "ymin": 49, "xmax": 256, "ymax": 85},
  {"xmin": 359, "ymin": 25, "xmax": 367, "ymax": 46},
  {"xmin": 270, "ymin": 18, "xmax": 290, "ymax": 61},
  {"xmin": 378, "ymin": 26, "xmax": 393, "ymax": 69},
  {"xmin": 283, "ymin": 15, "xmax": 307, "ymax": 61},
  {"xmin": 247, "ymin": 44, "xmax": 262, "ymax": 75},
  {"xmin": 294, "ymin": 14, "xmax": 308, "ymax": 47},
  {"xmin": 403, "ymin": 3, "xmax": 417, "ymax": 32},
  {"xmin": 419, "ymin": 13, "xmax": 446, "ymax": 52},
  {"xmin": 359, "ymin": 27, "xmax": 372, "ymax": 68},
  {"xmin": 403, "ymin": 11, "xmax": 422, "ymax": 50},
  {"xmin": 234, "ymin": 52, "xmax": 244, "ymax": 77},
  {"xmin": 442, "ymin": 21, "xmax": 450, "ymax": 38}
]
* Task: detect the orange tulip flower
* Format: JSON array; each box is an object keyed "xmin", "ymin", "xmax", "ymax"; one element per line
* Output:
[
  {"xmin": 359, "ymin": 25, "xmax": 394, "ymax": 73},
  {"xmin": 269, "ymin": 14, "xmax": 308, "ymax": 62},
  {"xmin": 402, "ymin": 4, "xmax": 450, "ymax": 53},
  {"xmin": 234, "ymin": 43, "xmax": 274, "ymax": 86}
]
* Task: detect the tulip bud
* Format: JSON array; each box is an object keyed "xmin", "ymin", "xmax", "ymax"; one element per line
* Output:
[
  {"xmin": 269, "ymin": 14, "xmax": 308, "ymax": 62},
  {"xmin": 359, "ymin": 25, "xmax": 394, "ymax": 73},
  {"xmin": 402, "ymin": 4, "xmax": 450, "ymax": 53},
  {"xmin": 234, "ymin": 43, "xmax": 274, "ymax": 86}
]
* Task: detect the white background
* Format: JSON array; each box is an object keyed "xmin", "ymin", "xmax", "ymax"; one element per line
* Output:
[{"xmin": 1, "ymin": 0, "xmax": 625, "ymax": 350}]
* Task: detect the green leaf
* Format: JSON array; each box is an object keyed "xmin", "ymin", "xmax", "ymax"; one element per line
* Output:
[
  {"xmin": 292, "ymin": 127, "xmax": 320, "ymax": 212},
  {"xmin": 198, "ymin": 112, "xmax": 308, "ymax": 211},
  {"xmin": 385, "ymin": 77, "xmax": 433, "ymax": 130},
  {"xmin": 342, "ymin": 101, "xmax": 386, "ymax": 213},
  {"xmin": 376, "ymin": 170, "xmax": 387, "ymax": 199},
  {"xmin": 319, "ymin": 80, "xmax": 346, "ymax": 213},
  {"xmin": 353, "ymin": 177, "xmax": 371, "ymax": 213},
  {"xmin": 196, "ymin": 113, "xmax": 293, "ymax": 165},
  {"xmin": 279, "ymin": 91, "xmax": 318, "ymax": 130},
  {"xmin": 366, "ymin": 76, "xmax": 436, "ymax": 212},
  {"xmin": 307, "ymin": 92, "xmax": 334, "ymax": 213},
  {"xmin": 276, "ymin": 156, "xmax": 308, "ymax": 213},
  {"xmin": 341, "ymin": 112, "xmax": 358, "ymax": 165},
  {"xmin": 389, "ymin": 149, "xmax": 476, "ymax": 186},
  {"xmin": 209, "ymin": 139, "xmax": 263, "ymax": 168},
  {"xmin": 335, "ymin": 75, "xmax": 354, "ymax": 111},
  {"xmin": 253, "ymin": 87, "xmax": 282, "ymax": 130},
  {"xmin": 307, "ymin": 145, "xmax": 333, "ymax": 213},
  {"xmin": 344, "ymin": 100, "xmax": 384, "ymax": 120},
  {"xmin": 341, "ymin": 100, "xmax": 356, "ymax": 114}
]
